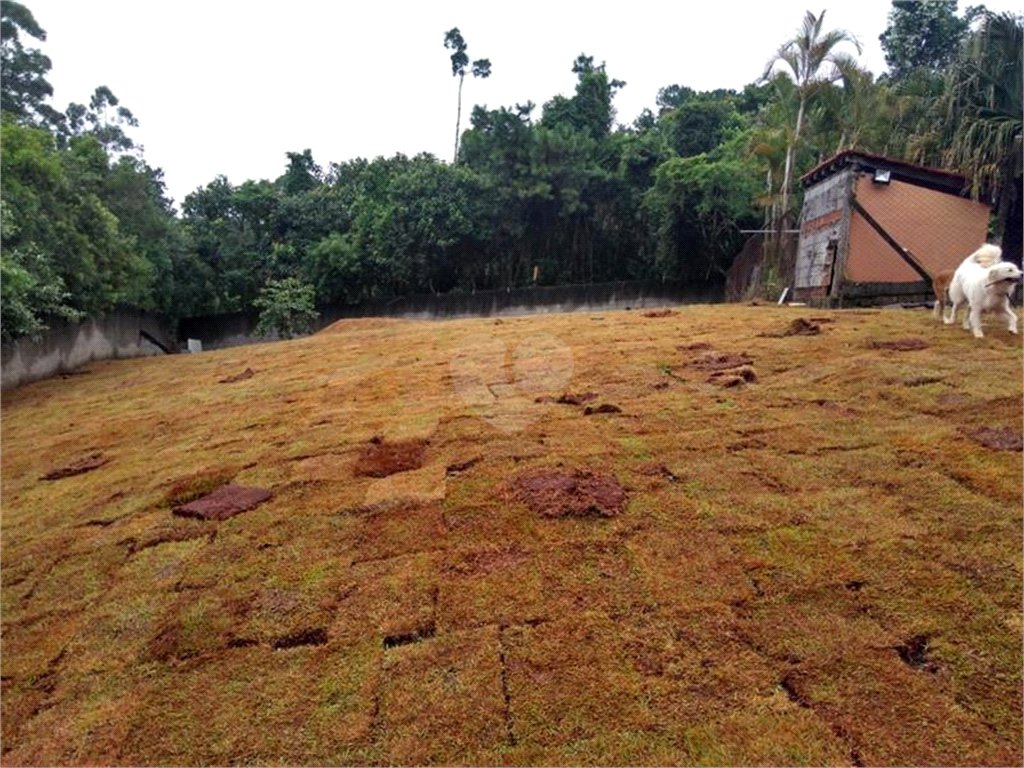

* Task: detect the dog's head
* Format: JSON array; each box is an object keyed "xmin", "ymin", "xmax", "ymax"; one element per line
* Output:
[{"xmin": 987, "ymin": 261, "xmax": 1024, "ymax": 289}]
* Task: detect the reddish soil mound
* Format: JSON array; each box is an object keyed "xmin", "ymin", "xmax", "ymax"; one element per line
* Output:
[
  {"xmin": 219, "ymin": 368, "xmax": 255, "ymax": 384},
  {"xmin": 689, "ymin": 351, "xmax": 754, "ymax": 371},
  {"xmin": 172, "ymin": 485, "xmax": 272, "ymax": 520},
  {"xmin": 642, "ymin": 309, "xmax": 676, "ymax": 318},
  {"xmin": 506, "ymin": 469, "xmax": 627, "ymax": 518},
  {"xmin": 40, "ymin": 453, "xmax": 108, "ymax": 481},
  {"xmin": 758, "ymin": 318, "xmax": 821, "ymax": 337},
  {"xmin": 353, "ymin": 438, "xmax": 427, "ymax": 477},
  {"xmin": 866, "ymin": 338, "xmax": 928, "ymax": 351},
  {"xmin": 961, "ymin": 426, "xmax": 1023, "ymax": 452}
]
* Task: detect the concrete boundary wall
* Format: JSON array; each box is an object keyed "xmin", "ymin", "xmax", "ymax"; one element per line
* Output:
[
  {"xmin": 1, "ymin": 309, "xmax": 176, "ymax": 391},
  {"xmin": 2, "ymin": 281, "xmax": 723, "ymax": 388},
  {"xmin": 179, "ymin": 280, "xmax": 724, "ymax": 351}
]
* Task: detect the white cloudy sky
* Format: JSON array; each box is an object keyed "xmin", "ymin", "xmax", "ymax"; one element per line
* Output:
[{"xmin": 23, "ymin": 0, "xmax": 1020, "ymax": 209}]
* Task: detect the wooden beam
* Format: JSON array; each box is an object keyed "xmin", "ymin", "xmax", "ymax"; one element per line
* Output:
[{"xmin": 849, "ymin": 197, "xmax": 932, "ymax": 284}]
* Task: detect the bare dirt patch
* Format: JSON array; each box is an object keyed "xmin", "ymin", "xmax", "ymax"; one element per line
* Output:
[
  {"xmin": 40, "ymin": 453, "xmax": 108, "ymax": 481},
  {"xmin": 961, "ymin": 426, "xmax": 1023, "ymax": 452},
  {"xmin": 505, "ymin": 469, "xmax": 627, "ymax": 518},
  {"xmin": 172, "ymin": 485, "xmax": 272, "ymax": 521},
  {"xmin": 353, "ymin": 437, "xmax": 428, "ymax": 478},
  {"xmin": 866, "ymin": 338, "xmax": 928, "ymax": 351}
]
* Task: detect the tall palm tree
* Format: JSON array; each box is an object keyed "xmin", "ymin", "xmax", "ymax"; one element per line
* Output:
[{"xmin": 761, "ymin": 10, "xmax": 862, "ymax": 227}]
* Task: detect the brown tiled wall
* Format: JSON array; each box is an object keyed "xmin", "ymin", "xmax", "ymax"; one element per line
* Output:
[{"xmin": 845, "ymin": 176, "xmax": 991, "ymax": 283}]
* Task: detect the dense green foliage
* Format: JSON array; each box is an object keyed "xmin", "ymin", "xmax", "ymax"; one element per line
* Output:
[
  {"xmin": 252, "ymin": 277, "xmax": 319, "ymax": 340},
  {"xmin": 1, "ymin": 1, "xmax": 1020, "ymax": 343}
]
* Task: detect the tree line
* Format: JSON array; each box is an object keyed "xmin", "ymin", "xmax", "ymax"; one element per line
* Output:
[{"xmin": 2, "ymin": 1, "xmax": 1021, "ymax": 343}]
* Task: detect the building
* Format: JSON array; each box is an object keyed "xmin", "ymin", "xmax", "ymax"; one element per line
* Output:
[{"xmin": 792, "ymin": 150, "xmax": 991, "ymax": 305}]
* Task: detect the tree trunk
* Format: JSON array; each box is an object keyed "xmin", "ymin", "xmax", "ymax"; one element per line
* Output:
[
  {"xmin": 453, "ymin": 74, "xmax": 465, "ymax": 164},
  {"xmin": 774, "ymin": 94, "xmax": 805, "ymax": 288},
  {"xmin": 779, "ymin": 94, "xmax": 805, "ymax": 231}
]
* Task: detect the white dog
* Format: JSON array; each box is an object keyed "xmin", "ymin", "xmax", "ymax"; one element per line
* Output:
[{"xmin": 944, "ymin": 243, "xmax": 1023, "ymax": 338}]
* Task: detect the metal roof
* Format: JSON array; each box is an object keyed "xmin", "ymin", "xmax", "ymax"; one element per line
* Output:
[{"xmin": 799, "ymin": 149, "xmax": 971, "ymax": 196}]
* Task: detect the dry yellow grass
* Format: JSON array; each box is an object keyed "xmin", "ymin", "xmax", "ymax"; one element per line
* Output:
[{"xmin": 1, "ymin": 304, "xmax": 1021, "ymax": 766}]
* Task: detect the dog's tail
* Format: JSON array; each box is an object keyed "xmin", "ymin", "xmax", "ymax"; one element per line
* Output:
[{"xmin": 969, "ymin": 243, "xmax": 1003, "ymax": 267}]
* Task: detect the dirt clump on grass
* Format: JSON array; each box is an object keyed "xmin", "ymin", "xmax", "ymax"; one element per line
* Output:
[
  {"xmin": 505, "ymin": 469, "xmax": 627, "ymax": 518},
  {"xmin": 758, "ymin": 317, "xmax": 821, "ymax": 337},
  {"xmin": 40, "ymin": 452, "xmax": 108, "ymax": 481},
  {"xmin": 866, "ymin": 338, "xmax": 928, "ymax": 351},
  {"xmin": 536, "ymin": 392, "xmax": 599, "ymax": 405},
  {"xmin": 689, "ymin": 350, "xmax": 754, "ymax": 372},
  {"xmin": 708, "ymin": 365, "xmax": 758, "ymax": 387},
  {"xmin": 961, "ymin": 426, "xmax": 1023, "ymax": 452},
  {"xmin": 353, "ymin": 437, "xmax": 427, "ymax": 477},
  {"xmin": 162, "ymin": 467, "xmax": 240, "ymax": 507},
  {"xmin": 445, "ymin": 457, "xmax": 482, "ymax": 476},
  {"xmin": 271, "ymin": 627, "xmax": 329, "ymax": 650},
  {"xmin": 218, "ymin": 368, "xmax": 256, "ymax": 384},
  {"xmin": 894, "ymin": 634, "xmax": 939, "ymax": 673},
  {"xmin": 584, "ymin": 403, "xmax": 623, "ymax": 415},
  {"xmin": 172, "ymin": 485, "xmax": 272, "ymax": 521}
]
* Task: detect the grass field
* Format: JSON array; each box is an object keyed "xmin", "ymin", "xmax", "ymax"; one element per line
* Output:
[{"xmin": 1, "ymin": 303, "xmax": 1021, "ymax": 766}]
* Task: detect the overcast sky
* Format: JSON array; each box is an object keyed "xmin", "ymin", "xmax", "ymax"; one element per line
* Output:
[{"xmin": 23, "ymin": 0, "xmax": 1020, "ymax": 209}]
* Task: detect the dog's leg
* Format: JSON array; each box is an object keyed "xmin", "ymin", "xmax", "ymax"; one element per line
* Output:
[
  {"xmin": 944, "ymin": 299, "xmax": 958, "ymax": 325},
  {"xmin": 1003, "ymin": 297, "xmax": 1018, "ymax": 334},
  {"xmin": 969, "ymin": 305, "xmax": 984, "ymax": 337}
]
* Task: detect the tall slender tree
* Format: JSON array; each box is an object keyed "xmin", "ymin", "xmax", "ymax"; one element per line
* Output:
[
  {"xmin": 0, "ymin": 0, "xmax": 63, "ymax": 129},
  {"xmin": 761, "ymin": 10, "xmax": 861, "ymax": 228},
  {"xmin": 444, "ymin": 27, "xmax": 490, "ymax": 164}
]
